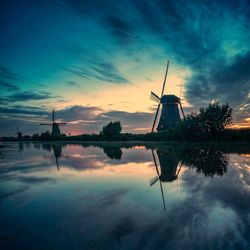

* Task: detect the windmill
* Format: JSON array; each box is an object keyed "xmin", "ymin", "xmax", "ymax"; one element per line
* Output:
[
  {"xmin": 40, "ymin": 110, "xmax": 66, "ymax": 137},
  {"xmin": 151, "ymin": 60, "xmax": 185, "ymax": 132}
]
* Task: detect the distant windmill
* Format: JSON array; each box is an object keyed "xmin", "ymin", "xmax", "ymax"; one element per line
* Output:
[
  {"xmin": 15, "ymin": 128, "xmax": 23, "ymax": 140},
  {"xmin": 151, "ymin": 60, "xmax": 185, "ymax": 132},
  {"xmin": 40, "ymin": 110, "xmax": 66, "ymax": 136}
]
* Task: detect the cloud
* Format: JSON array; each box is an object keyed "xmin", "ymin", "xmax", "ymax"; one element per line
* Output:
[
  {"xmin": 54, "ymin": 106, "xmax": 153, "ymax": 134},
  {"xmin": 0, "ymin": 80, "xmax": 20, "ymax": 91},
  {"xmin": 102, "ymin": 110, "xmax": 153, "ymax": 129},
  {"xmin": 5, "ymin": 91, "xmax": 58, "ymax": 102},
  {"xmin": 0, "ymin": 66, "xmax": 20, "ymax": 92},
  {"xmin": 185, "ymin": 50, "xmax": 250, "ymax": 121},
  {"xmin": 65, "ymin": 57, "xmax": 129, "ymax": 84},
  {"xmin": 0, "ymin": 65, "xmax": 19, "ymax": 80},
  {"xmin": 66, "ymin": 81, "xmax": 80, "ymax": 87},
  {"xmin": 0, "ymin": 105, "xmax": 47, "ymax": 116},
  {"xmin": 105, "ymin": 14, "xmax": 133, "ymax": 44},
  {"xmin": 56, "ymin": 105, "xmax": 102, "ymax": 122}
]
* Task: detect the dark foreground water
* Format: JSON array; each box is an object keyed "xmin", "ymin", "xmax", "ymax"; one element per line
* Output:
[{"xmin": 0, "ymin": 142, "xmax": 250, "ymax": 250}]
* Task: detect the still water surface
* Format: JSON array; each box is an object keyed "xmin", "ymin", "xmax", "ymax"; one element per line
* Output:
[{"xmin": 1, "ymin": 142, "xmax": 250, "ymax": 250}]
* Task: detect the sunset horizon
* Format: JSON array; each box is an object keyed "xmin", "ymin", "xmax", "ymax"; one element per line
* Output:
[{"xmin": 1, "ymin": 0, "xmax": 250, "ymax": 136}]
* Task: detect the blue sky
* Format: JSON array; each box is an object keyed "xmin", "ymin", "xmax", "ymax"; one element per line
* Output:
[{"xmin": 1, "ymin": 0, "xmax": 250, "ymax": 135}]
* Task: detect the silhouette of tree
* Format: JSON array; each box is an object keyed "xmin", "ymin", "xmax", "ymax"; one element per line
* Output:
[
  {"xmin": 32, "ymin": 133, "xmax": 40, "ymax": 140},
  {"xmin": 181, "ymin": 102, "xmax": 232, "ymax": 138},
  {"xmin": 100, "ymin": 121, "xmax": 122, "ymax": 137},
  {"xmin": 40, "ymin": 131, "xmax": 51, "ymax": 140}
]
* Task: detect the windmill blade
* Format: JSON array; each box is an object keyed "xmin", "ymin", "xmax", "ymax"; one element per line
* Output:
[
  {"xmin": 151, "ymin": 103, "xmax": 161, "ymax": 132},
  {"xmin": 151, "ymin": 149, "xmax": 166, "ymax": 211},
  {"xmin": 52, "ymin": 110, "xmax": 55, "ymax": 123},
  {"xmin": 160, "ymin": 60, "xmax": 169, "ymax": 98},
  {"xmin": 150, "ymin": 91, "xmax": 161, "ymax": 103},
  {"xmin": 40, "ymin": 123, "xmax": 53, "ymax": 125},
  {"xmin": 55, "ymin": 157, "xmax": 59, "ymax": 171},
  {"xmin": 176, "ymin": 162, "xmax": 183, "ymax": 177},
  {"xmin": 149, "ymin": 176, "xmax": 159, "ymax": 186},
  {"xmin": 151, "ymin": 60, "xmax": 169, "ymax": 132},
  {"xmin": 159, "ymin": 177, "xmax": 166, "ymax": 210},
  {"xmin": 179, "ymin": 102, "xmax": 186, "ymax": 120},
  {"xmin": 151, "ymin": 149, "xmax": 160, "ymax": 175}
]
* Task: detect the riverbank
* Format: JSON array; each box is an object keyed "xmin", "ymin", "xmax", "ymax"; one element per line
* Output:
[{"xmin": 2, "ymin": 128, "xmax": 250, "ymax": 143}]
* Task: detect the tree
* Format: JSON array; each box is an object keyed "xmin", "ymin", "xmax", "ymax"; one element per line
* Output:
[
  {"xmin": 32, "ymin": 133, "xmax": 40, "ymax": 141},
  {"xmin": 181, "ymin": 102, "xmax": 232, "ymax": 138},
  {"xmin": 100, "ymin": 121, "xmax": 122, "ymax": 137},
  {"xmin": 199, "ymin": 102, "xmax": 232, "ymax": 133},
  {"xmin": 40, "ymin": 131, "xmax": 51, "ymax": 140}
]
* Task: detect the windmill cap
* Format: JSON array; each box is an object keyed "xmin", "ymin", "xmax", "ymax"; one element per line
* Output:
[{"xmin": 161, "ymin": 95, "xmax": 180, "ymax": 103}]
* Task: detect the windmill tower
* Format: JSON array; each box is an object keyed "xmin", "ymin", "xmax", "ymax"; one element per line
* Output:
[
  {"xmin": 40, "ymin": 110, "xmax": 66, "ymax": 136},
  {"xmin": 151, "ymin": 60, "xmax": 185, "ymax": 132}
]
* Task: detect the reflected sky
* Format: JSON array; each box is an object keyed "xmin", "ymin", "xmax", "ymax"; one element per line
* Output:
[{"xmin": 1, "ymin": 142, "xmax": 250, "ymax": 250}]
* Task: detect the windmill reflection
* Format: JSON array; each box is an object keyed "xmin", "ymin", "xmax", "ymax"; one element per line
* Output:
[
  {"xmin": 18, "ymin": 142, "xmax": 24, "ymax": 156},
  {"xmin": 52, "ymin": 144, "xmax": 62, "ymax": 170},
  {"xmin": 156, "ymin": 149, "xmax": 183, "ymax": 182},
  {"xmin": 41, "ymin": 143, "xmax": 63, "ymax": 170},
  {"xmin": 149, "ymin": 146, "xmax": 229, "ymax": 210},
  {"xmin": 149, "ymin": 149, "xmax": 183, "ymax": 211}
]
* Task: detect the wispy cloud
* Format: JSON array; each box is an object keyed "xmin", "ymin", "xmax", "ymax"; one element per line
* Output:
[
  {"xmin": 66, "ymin": 81, "xmax": 80, "ymax": 87},
  {"xmin": 0, "ymin": 105, "xmax": 48, "ymax": 116},
  {"xmin": 0, "ymin": 66, "xmax": 20, "ymax": 92},
  {"xmin": 65, "ymin": 57, "xmax": 129, "ymax": 84},
  {"xmin": 0, "ymin": 80, "xmax": 20, "ymax": 91},
  {"xmin": 0, "ymin": 66, "xmax": 19, "ymax": 80},
  {"xmin": 5, "ymin": 91, "xmax": 58, "ymax": 102}
]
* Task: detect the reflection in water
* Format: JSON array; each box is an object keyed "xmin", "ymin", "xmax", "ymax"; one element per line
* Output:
[
  {"xmin": 18, "ymin": 142, "xmax": 24, "ymax": 155},
  {"xmin": 26, "ymin": 143, "xmax": 231, "ymax": 176},
  {"xmin": 149, "ymin": 144, "xmax": 229, "ymax": 179},
  {"xmin": 156, "ymin": 149, "xmax": 183, "ymax": 182},
  {"xmin": 1, "ymin": 142, "xmax": 250, "ymax": 250},
  {"xmin": 103, "ymin": 146, "xmax": 123, "ymax": 160},
  {"xmin": 149, "ymin": 149, "xmax": 183, "ymax": 210},
  {"xmin": 52, "ymin": 144, "xmax": 62, "ymax": 170},
  {"xmin": 181, "ymin": 147, "xmax": 228, "ymax": 177},
  {"xmin": 40, "ymin": 143, "xmax": 63, "ymax": 170}
]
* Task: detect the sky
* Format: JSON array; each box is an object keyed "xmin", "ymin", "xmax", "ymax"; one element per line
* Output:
[{"xmin": 1, "ymin": 0, "xmax": 250, "ymax": 136}]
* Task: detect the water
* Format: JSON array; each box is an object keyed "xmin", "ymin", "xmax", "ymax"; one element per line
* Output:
[{"xmin": 0, "ymin": 142, "xmax": 250, "ymax": 250}]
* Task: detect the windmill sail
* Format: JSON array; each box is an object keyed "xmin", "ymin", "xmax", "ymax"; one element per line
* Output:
[
  {"xmin": 150, "ymin": 91, "xmax": 161, "ymax": 103},
  {"xmin": 151, "ymin": 60, "xmax": 169, "ymax": 132}
]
